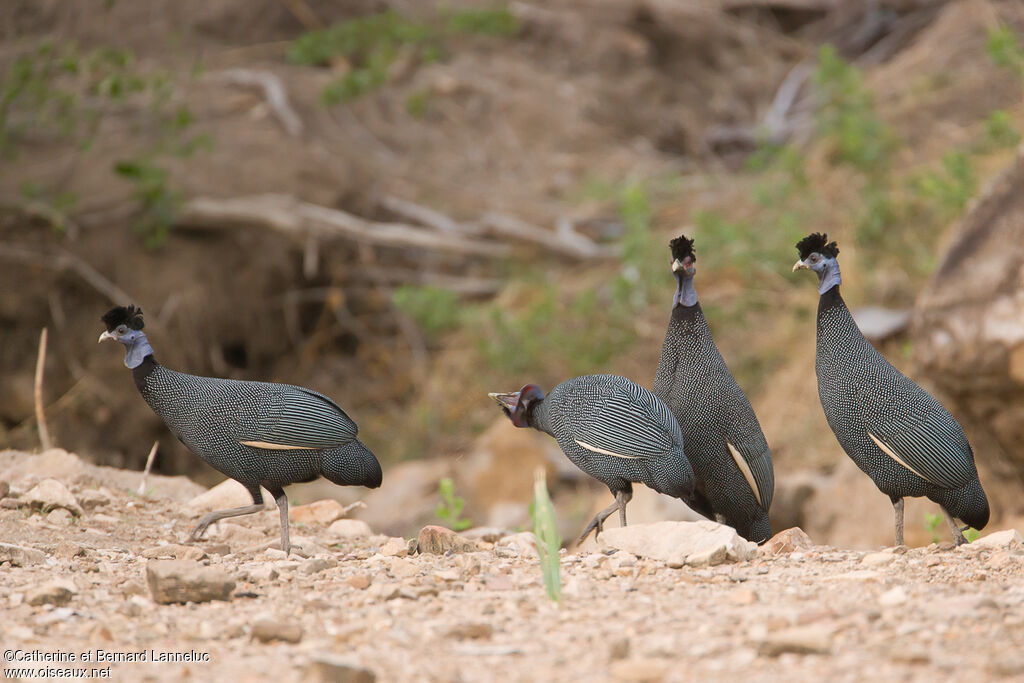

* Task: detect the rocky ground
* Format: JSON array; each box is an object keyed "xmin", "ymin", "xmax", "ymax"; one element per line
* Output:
[{"xmin": 2, "ymin": 450, "xmax": 1024, "ymax": 683}]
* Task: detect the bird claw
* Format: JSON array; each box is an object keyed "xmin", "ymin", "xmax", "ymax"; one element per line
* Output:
[{"xmin": 576, "ymin": 518, "xmax": 603, "ymax": 546}]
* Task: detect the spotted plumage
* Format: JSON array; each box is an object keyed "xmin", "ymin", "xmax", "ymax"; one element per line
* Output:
[
  {"xmin": 490, "ymin": 374, "xmax": 695, "ymax": 543},
  {"xmin": 100, "ymin": 305, "xmax": 381, "ymax": 554},
  {"xmin": 654, "ymin": 235, "xmax": 774, "ymax": 543},
  {"xmin": 794, "ymin": 234, "xmax": 988, "ymax": 545}
]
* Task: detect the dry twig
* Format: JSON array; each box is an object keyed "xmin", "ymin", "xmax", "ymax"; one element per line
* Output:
[{"xmin": 213, "ymin": 69, "xmax": 304, "ymax": 137}]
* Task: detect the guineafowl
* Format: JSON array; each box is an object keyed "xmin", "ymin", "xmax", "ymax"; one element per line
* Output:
[
  {"xmin": 653, "ymin": 235, "xmax": 774, "ymax": 543},
  {"xmin": 489, "ymin": 375, "xmax": 695, "ymax": 544},
  {"xmin": 793, "ymin": 233, "xmax": 988, "ymax": 545},
  {"xmin": 99, "ymin": 305, "xmax": 382, "ymax": 555}
]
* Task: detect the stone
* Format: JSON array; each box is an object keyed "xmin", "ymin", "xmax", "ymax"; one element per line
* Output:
[
  {"xmin": 141, "ymin": 544, "xmax": 206, "ymax": 561},
  {"xmin": 970, "ymin": 529, "xmax": 1023, "ymax": 550},
  {"xmin": 447, "ymin": 622, "xmax": 493, "ymax": 640},
  {"xmin": 289, "ymin": 499, "xmax": 348, "ymax": 525},
  {"xmin": 762, "ymin": 527, "xmax": 814, "ymax": 555},
  {"xmin": 609, "ymin": 637, "xmax": 630, "ymax": 660},
  {"xmin": 306, "ymin": 654, "xmax": 376, "ymax": 683},
  {"xmin": 23, "ymin": 478, "xmax": 83, "ymax": 516},
  {"xmin": 300, "ymin": 557, "xmax": 338, "ymax": 574},
  {"xmin": 0, "ymin": 479, "xmax": 9, "ymax": 498},
  {"xmin": 379, "ymin": 537, "xmax": 408, "ymax": 557},
  {"xmin": 599, "ymin": 521, "xmax": 758, "ymax": 566},
  {"xmin": 246, "ymin": 565, "xmax": 279, "ymax": 582},
  {"xmin": 757, "ymin": 626, "xmax": 832, "ymax": 656},
  {"xmin": 388, "ymin": 557, "xmax": 418, "ymax": 579},
  {"xmin": 251, "ymin": 618, "xmax": 303, "ymax": 643},
  {"xmin": 77, "ymin": 489, "xmax": 113, "ymax": 510},
  {"xmin": 417, "ymin": 525, "xmax": 478, "ymax": 554},
  {"xmin": 878, "ymin": 586, "xmax": 908, "ymax": 607},
  {"xmin": 609, "ymin": 659, "xmax": 669, "ymax": 682},
  {"xmin": 728, "ymin": 588, "xmax": 759, "ymax": 606},
  {"xmin": 145, "ymin": 560, "xmax": 235, "ymax": 604},
  {"xmin": 0, "ymin": 542, "xmax": 46, "ymax": 566},
  {"xmin": 494, "ymin": 532, "xmax": 539, "ymax": 559},
  {"xmin": 368, "ymin": 582, "xmax": 400, "ymax": 601},
  {"xmin": 328, "ymin": 519, "xmax": 373, "ymax": 539},
  {"xmin": 346, "ymin": 573, "xmax": 372, "ymax": 590},
  {"xmin": 186, "ymin": 479, "xmax": 271, "ymax": 515},
  {"xmin": 54, "ymin": 541, "xmax": 85, "ymax": 559},
  {"xmin": 861, "ymin": 552, "xmax": 896, "ymax": 567},
  {"xmin": 26, "ymin": 580, "xmax": 76, "ymax": 606},
  {"xmin": 460, "ymin": 527, "xmax": 508, "ymax": 543},
  {"xmin": 46, "ymin": 508, "xmax": 73, "ymax": 525}
]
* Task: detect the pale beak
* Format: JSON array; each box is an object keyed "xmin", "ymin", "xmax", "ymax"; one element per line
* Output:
[
  {"xmin": 488, "ymin": 392, "xmax": 519, "ymax": 411},
  {"xmin": 672, "ymin": 259, "xmax": 684, "ymax": 273},
  {"xmin": 98, "ymin": 330, "xmax": 116, "ymax": 343},
  {"xmin": 792, "ymin": 259, "xmax": 809, "ymax": 272}
]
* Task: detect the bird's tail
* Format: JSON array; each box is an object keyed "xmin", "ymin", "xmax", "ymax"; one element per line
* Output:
[
  {"xmin": 321, "ymin": 439, "xmax": 383, "ymax": 489},
  {"xmin": 939, "ymin": 476, "xmax": 989, "ymax": 532}
]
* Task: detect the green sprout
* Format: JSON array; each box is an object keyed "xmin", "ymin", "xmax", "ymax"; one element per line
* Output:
[
  {"xmin": 435, "ymin": 477, "xmax": 472, "ymax": 531},
  {"xmin": 531, "ymin": 468, "xmax": 561, "ymax": 603}
]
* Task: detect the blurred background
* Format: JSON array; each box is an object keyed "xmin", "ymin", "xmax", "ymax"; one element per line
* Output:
[{"xmin": 2, "ymin": 0, "xmax": 1023, "ymax": 548}]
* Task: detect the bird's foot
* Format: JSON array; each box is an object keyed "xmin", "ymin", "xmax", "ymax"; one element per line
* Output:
[{"xmin": 576, "ymin": 518, "xmax": 604, "ymax": 546}]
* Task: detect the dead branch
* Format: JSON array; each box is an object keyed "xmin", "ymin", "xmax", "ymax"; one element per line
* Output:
[
  {"xmin": 478, "ymin": 212, "xmax": 617, "ymax": 260},
  {"xmin": 377, "ymin": 195, "xmax": 484, "ymax": 235},
  {"xmin": 213, "ymin": 69, "xmax": 304, "ymax": 137},
  {"xmin": 34, "ymin": 328, "xmax": 53, "ymax": 451},
  {"xmin": 178, "ymin": 194, "xmax": 514, "ymax": 257},
  {"xmin": 0, "ymin": 243, "xmax": 132, "ymax": 303},
  {"xmin": 350, "ymin": 266, "xmax": 502, "ymax": 296}
]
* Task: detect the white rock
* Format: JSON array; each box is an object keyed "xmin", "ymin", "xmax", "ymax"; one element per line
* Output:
[
  {"xmin": 878, "ymin": 586, "xmax": 908, "ymax": 607},
  {"xmin": 494, "ymin": 532, "xmax": 538, "ymax": 559},
  {"xmin": 598, "ymin": 521, "xmax": 758, "ymax": 567},
  {"xmin": 379, "ymin": 537, "xmax": 408, "ymax": 557},
  {"xmin": 861, "ymin": 552, "xmax": 896, "ymax": 567},
  {"xmin": 186, "ymin": 480, "xmax": 272, "ymax": 514},
  {"xmin": 970, "ymin": 529, "xmax": 1023, "ymax": 550},
  {"xmin": 328, "ymin": 519, "xmax": 373, "ymax": 539},
  {"xmin": 23, "ymin": 479, "xmax": 82, "ymax": 516}
]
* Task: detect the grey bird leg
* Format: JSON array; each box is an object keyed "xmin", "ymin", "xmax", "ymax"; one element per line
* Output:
[
  {"xmin": 578, "ymin": 489, "xmax": 633, "ymax": 546},
  {"xmin": 189, "ymin": 503, "xmax": 265, "ymax": 542},
  {"xmin": 942, "ymin": 509, "xmax": 968, "ymax": 546},
  {"xmin": 271, "ymin": 489, "xmax": 291, "ymax": 556},
  {"xmin": 616, "ymin": 489, "xmax": 632, "ymax": 528},
  {"xmin": 892, "ymin": 497, "xmax": 904, "ymax": 547}
]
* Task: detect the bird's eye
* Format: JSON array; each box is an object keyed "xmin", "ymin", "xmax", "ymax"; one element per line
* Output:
[{"xmin": 117, "ymin": 325, "xmax": 127, "ymax": 334}]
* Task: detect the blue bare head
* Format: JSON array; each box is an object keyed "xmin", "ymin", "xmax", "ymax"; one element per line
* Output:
[
  {"xmin": 669, "ymin": 234, "xmax": 697, "ymax": 308},
  {"xmin": 99, "ymin": 304, "xmax": 154, "ymax": 369},
  {"xmin": 793, "ymin": 232, "xmax": 841, "ymax": 294}
]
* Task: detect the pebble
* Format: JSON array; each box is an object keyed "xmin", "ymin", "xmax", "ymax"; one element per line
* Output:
[
  {"xmin": 861, "ymin": 552, "xmax": 896, "ymax": 567},
  {"xmin": 728, "ymin": 588, "xmax": 759, "ymax": 606},
  {"xmin": 289, "ymin": 499, "xmax": 349, "ymax": 525},
  {"xmin": 0, "ymin": 479, "xmax": 8, "ymax": 499},
  {"xmin": 251, "ymin": 617, "xmax": 303, "ymax": 643},
  {"xmin": 346, "ymin": 573, "xmax": 372, "ymax": 590},
  {"xmin": 145, "ymin": 560, "xmax": 236, "ymax": 604},
  {"xmin": 609, "ymin": 659, "xmax": 668, "ymax": 682},
  {"xmin": 878, "ymin": 586, "xmax": 908, "ymax": 607},
  {"xmin": 417, "ymin": 525, "xmax": 477, "ymax": 554},
  {"xmin": 54, "ymin": 540, "xmax": 85, "ymax": 559},
  {"xmin": 762, "ymin": 527, "xmax": 814, "ymax": 555},
  {"xmin": 26, "ymin": 580, "xmax": 77, "ymax": 606},
  {"xmin": 757, "ymin": 626, "xmax": 833, "ymax": 656},
  {"xmin": 23, "ymin": 479, "xmax": 83, "ymax": 516},
  {"xmin": 300, "ymin": 557, "xmax": 338, "ymax": 574},
  {"xmin": 379, "ymin": 537, "xmax": 408, "ymax": 557},
  {"xmin": 388, "ymin": 557, "xmax": 418, "ymax": 579},
  {"xmin": 141, "ymin": 544, "xmax": 206, "ymax": 561},
  {"xmin": 46, "ymin": 508, "xmax": 74, "ymax": 526},
  {"xmin": 447, "ymin": 622, "xmax": 493, "ymax": 640},
  {"xmin": 0, "ymin": 542, "xmax": 47, "ymax": 566},
  {"xmin": 329, "ymin": 519, "xmax": 373, "ymax": 539},
  {"xmin": 247, "ymin": 565, "xmax": 280, "ymax": 582},
  {"xmin": 609, "ymin": 637, "xmax": 630, "ymax": 660},
  {"xmin": 306, "ymin": 654, "xmax": 376, "ymax": 683}
]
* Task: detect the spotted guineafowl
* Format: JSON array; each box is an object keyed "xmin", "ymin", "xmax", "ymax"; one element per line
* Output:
[
  {"xmin": 489, "ymin": 375, "xmax": 695, "ymax": 544},
  {"xmin": 793, "ymin": 233, "xmax": 988, "ymax": 545},
  {"xmin": 653, "ymin": 235, "xmax": 774, "ymax": 543},
  {"xmin": 99, "ymin": 305, "xmax": 382, "ymax": 555}
]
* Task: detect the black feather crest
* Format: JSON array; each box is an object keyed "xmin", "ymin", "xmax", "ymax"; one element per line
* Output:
[
  {"xmin": 101, "ymin": 305, "xmax": 144, "ymax": 331},
  {"xmin": 796, "ymin": 232, "xmax": 839, "ymax": 260},
  {"xmin": 669, "ymin": 234, "xmax": 696, "ymax": 262}
]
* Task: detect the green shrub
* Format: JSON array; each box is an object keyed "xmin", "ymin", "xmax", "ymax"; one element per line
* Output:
[
  {"xmin": 392, "ymin": 285, "xmax": 462, "ymax": 340},
  {"xmin": 435, "ymin": 477, "xmax": 472, "ymax": 531}
]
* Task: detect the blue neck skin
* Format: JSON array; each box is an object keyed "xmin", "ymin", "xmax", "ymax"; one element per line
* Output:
[
  {"xmin": 673, "ymin": 275, "xmax": 698, "ymax": 308},
  {"xmin": 817, "ymin": 258, "xmax": 842, "ymax": 295},
  {"xmin": 124, "ymin": 332, "xmax": 155, "ymax": 369}
]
